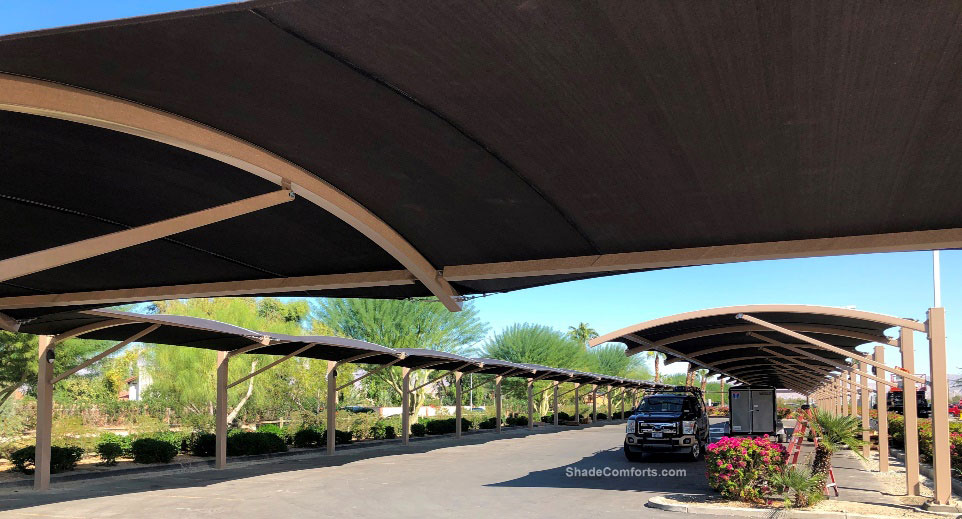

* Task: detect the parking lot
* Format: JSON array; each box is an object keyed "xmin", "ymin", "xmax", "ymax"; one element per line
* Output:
[{"xmin": 0, "ymin": 423, "xmax": 733, "ymax": 519}]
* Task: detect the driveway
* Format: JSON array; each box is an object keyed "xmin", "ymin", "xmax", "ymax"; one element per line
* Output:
[{"xmin": 0, "ymin": 424, "xmax": 732, "ymax": 518}]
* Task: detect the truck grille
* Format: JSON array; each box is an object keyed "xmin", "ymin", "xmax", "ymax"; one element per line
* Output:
[{"xmin": 637, "ymin": 422, "xmax": 676, "ymax": 433}]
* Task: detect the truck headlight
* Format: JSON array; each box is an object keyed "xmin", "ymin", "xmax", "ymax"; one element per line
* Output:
[
  {"xmin": 682, "ymin": 420, "xmax": 695, "ymax": 435},
  {"xmin": 626, "ymin": 420, "xmax": 636, "ymax": 434}
]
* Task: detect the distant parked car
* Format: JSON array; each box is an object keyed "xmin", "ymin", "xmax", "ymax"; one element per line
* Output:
[
  {"xmin": 949, "ymin": 404, "xmax": 960, "ymax": 418},
  {"xmin": 340, "ymin": 405, "xmax": 374, "ymax": 413}
]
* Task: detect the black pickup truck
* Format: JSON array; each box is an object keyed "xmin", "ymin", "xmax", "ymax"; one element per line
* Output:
[
  {"xmin": 624, "ymin": 386, "xmax": 710, "ymax": 462},
  {"xmin": 886, "ymin": 389, "xmax": 931, "ymax": 418}
]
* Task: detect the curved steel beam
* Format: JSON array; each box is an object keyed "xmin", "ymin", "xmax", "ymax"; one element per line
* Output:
[
  {"xmin": 622, "ymin": 324, "xmax": 896, "ymax": 356},
  {"xmin": 0, "ymin": 74, "xmax": 461, "ymax": 311},
  {"xmin": 591, "ymin": 305, "xmax": 924, "ymax": 348}
]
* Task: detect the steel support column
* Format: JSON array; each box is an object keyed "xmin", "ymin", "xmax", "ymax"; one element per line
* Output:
[
  {"xmin": 901, "ymin": 328, "xmax": 920, "ymax": 496},
  {"xmin": 588, "ymin": 384, "xmax": 598, "ymax": 423},
  {"xmin": 553, "ymin": 381, "xmax": 559, "ymax": 426},
  {"xmin": 326, "ymin": 361, "xmax": 337, "ymax": 454},
  {"xmin": 875, "ymin": 345, "xmax": 889, "ymax": 472},
  {"xmin": 527, "ymin": 379, "xmax": 534, "ymax": 430},
  {"xmin": 215, "ymin": 351, "xmax": 228, "ymax": 469},
  {"xmin": 607, "ymin": 385, "xmax": 612, "ymax": 420},
  {"xmin": 927, "ymin": 308, "xmax": 951, "ymax": 505},
  {"xmin": 574, "ymin": 384, "xmax": 581, "ymax": 425},
  {"xmin": 860, "ymin": 362, "xmax": 870, "ymax": 458},
  {"xmin": 495, "ymin": 375, "xmax": 503, "ymax": 433},
  {"xmin": 401, "ymin": 367, "xmax": 411, "ymax": 445},
  {"xmin": 34, "ymin": 336, "xmax": 53, "ymax": 491},
  {"xmin": 455, "ymin": 371, "xmax": 463, "ymax": 438}
]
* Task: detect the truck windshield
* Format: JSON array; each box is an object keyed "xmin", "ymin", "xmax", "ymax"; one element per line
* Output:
[{"xmin": 638, "ymin": 396, "xmax": 684, "ymax": 413}]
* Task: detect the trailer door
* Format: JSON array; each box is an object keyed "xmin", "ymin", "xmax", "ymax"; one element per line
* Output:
[
  {"xmin": 751, "ymin": 389, "xmax": 775, "ymax": 434},
  {"xmin": 730, "ymin": 388, "xmax": 752, "ymax": 434}
]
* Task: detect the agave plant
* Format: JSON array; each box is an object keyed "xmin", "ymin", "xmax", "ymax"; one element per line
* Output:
[
  {"xmin": 770, "ymin": 465, "xmax": 825, "ymax": 508},
  {"xmin": 811, "ymin": 410, "xmax": 866, "ymax": 477}
]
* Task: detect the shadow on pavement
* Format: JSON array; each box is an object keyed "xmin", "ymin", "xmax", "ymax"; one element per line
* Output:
[
  {"xmin": 488, "ymin": 446, "xmax": 711, "ymax": 493},
  {"xmin": 0, "ymin": 424, "xmax": 591, "ymax": 513}
]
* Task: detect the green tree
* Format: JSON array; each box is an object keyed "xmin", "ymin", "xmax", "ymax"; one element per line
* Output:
[
  {"xmin": 145, "ymin": 298, "xmax": 313, "ymax": 424},
  {"xmin": 312, "ymin": 298, "xmax": 487, "ymax": 425},
  {"xmin": 483, "ymin": 324, "xmax": 589, "ymax": 416},
  {"xmin": 0, "ymin": 331, "xmax": 109, "ymax": 406},
  {"xmin": 587, "ymin": 343, "xmax": 642, "ymax": 377}
]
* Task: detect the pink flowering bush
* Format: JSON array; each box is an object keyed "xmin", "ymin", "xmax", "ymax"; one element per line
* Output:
[{"xmin": 705, "ymin": 436, "xmax": 788, "ymax": 502}]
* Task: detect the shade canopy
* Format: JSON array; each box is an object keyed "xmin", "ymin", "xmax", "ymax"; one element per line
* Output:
[
  {"xmin": 2, "ymin": 1, "xmax": 962, "ymax": 320},
  {"xmin": 590, "ymin": 305, "xmax": 924, "ymax": 393},
  {"xmin": 21, "ymin": 309, "xmax": 657, "ymax": 388}
]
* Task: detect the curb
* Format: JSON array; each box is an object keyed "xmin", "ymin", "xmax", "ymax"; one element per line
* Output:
[
  {"xmin": 645, "ymin": 496, "xmax": 929, "ymax": 519},
  {"xmin": 0, "ymin": 423, "xmax": 588, "ymax": 489}
]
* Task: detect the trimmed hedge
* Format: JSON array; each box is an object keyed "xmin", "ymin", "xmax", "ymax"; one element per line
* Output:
[
  {"xmin": 424, "ymin": 418, "xmax": 471, "ymax": 435},
  {"xmin": 11, "ymin": 445, "xmax": 84, "ymax": 474},
  {"xmin": 321, "ymin": 429, "xmax": 353, "ymax": 446},
  {"xmin": 96, "ymin": 432, "xmax": 132, "ymax": 465},
  {"xmin": 227, "ymin": 431, "xmax": 288, "ymax": 456},
  {"xmin": 478, "ymin": 417, "xmax": 498, "ymax": 429},
  {"xmin": 293, "ymin": 428, "xmax": 323, "ymax": 448},
  {"xmin": 132, "ymin": 438, "xmax": 178, "ymax": 464},
  {"xmin": 410, "ymin": 423, "xmax": 427, "ymax": 437}
]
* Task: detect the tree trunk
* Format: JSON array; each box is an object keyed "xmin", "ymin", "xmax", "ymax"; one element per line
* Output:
[
  {"xmin": 226, "ymin": 360, "xmax": 257, "ymax": 424},
  {"xmin": 654, "ymin": 355, "xmax": 661, "ymax": 382}
]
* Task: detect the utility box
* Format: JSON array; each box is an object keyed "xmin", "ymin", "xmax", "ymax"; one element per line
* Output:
[{"xmin": 728, "ymin": 386, "xmax": 776, "ymax": 435}]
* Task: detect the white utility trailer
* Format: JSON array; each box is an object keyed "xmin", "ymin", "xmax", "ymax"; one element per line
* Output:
[{"xmin": 728, "ymin": 386, "xmax": 776, "ymax": 436}]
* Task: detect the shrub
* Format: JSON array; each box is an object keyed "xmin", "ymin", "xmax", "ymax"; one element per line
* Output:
[
  {"xmin": 369, "ymin": 420, "xmax": 397, "ymax": 440},
  {"xmin": 293, "ymin": 428, "xmax": 323, "ymax": 448},
  {"xmin": 707, "ymin": 406, "xmax": 730, "ymax": 417},
  {"xmin": 777, "ymin": 407, "xmax": 794, "ymax": 420},
  {"xmin": 10, "ymin": 445, "xmax": 84, "ymax": 474},
  {"xmin": 131, "ymin": 438, "xmax": 178, "ymax": 464},
  {"xmin": 705, "ymin": 436, "xmax": 787, "ymax": 502},
  {"xmin": 479, "ymin": 417, "xmax": 498, "ymax": 429},
  {"xmin": 97, "ymin": 441, "xmax": 124, "ymax": 466},
  {"xmin": 596, "ymin": 413, "xmax": 607, "ymax": 420},
  {"xmin": 97, "ymin": 432, "xmax": 132, "ymax": 457},
  {"xmin": 423, "ymin": 418, "xmax": 471, "ymax": 435},
  {"xmin": 152, "ymin": 431, "xmax": 188, "ymax": 453},
  {"xmin": 505, "ymin": 415, "xmax": 528, "ymax": 427},
  {"xmin": 320, "ymin": 429, "xmax": 353, "ymax": 445},
  {"xmin": 227, "ymin": 432, "xmax": 288, "ymax": 456},
  {"xmin": 191, "ymin": 433, "xmax": 216, "ymax": 457},
  {"xmin": 770, "ymin": 465, "xmax": 825, "ymax": 508},
  {"xmin": 410, "ymin": 423, "xmax": 426, "ymax": 437}
]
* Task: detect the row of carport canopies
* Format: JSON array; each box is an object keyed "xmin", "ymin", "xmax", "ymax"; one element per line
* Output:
[{"xmin": 15, "ymin": 308, "xmax": 669, "ymax": 490}]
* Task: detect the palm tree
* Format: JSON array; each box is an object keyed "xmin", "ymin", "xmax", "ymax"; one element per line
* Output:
[
  {"xmin": 698, "ymin": 369, "xmax": 709, "ymax": 392},
  {"xmin": 770, "ymin": 465, "xmax": 825, "ymax": 508},
  {"xmin": 566, "ymin": 323, "xmax": 598, "ymax": 346},
  {"xmin": 811, "ymin": 410, "xmax": 866, "ymax": 478},
  {"xmin": 646, "ymin": 351, "xmax": 665, "ymax": 382}
]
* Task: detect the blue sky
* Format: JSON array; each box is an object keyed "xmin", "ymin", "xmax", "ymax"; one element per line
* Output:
[{"xmin": 4, "ymin": 2, "xmax": 959, "ymax": 381}]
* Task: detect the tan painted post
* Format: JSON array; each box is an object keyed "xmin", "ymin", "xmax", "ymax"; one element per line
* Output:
[
  {"xmin": 526, "ymin": 379, "xmax": 534, "ymax": 430},
  {"xmin": 860, "ymin": 362, "xmax": 870, "ymax": 458},
  {"xmin": 875, "ymin": 345, "xmax": 889, "ymax": 472},
  {"xmin": 455, "ymin": 371, "xmax": 463, "ymax": 438},
  {"xmin": 721, "ymin": 380, "xmax": 725, "ymax": 406},
  {"xmin": 591, "ymin": 384, "xmax": 597, "ymax": 422},
  {"xmin": 621, "ymin": 389, "xmax": 625, "ymax": 419},
  {"xmin": 607, "ymin": 385, "xmax": 613, "ymax": 420},
  {"xmin": 34, "ymin": 335, "xmax": 53, "ymax": 491},
  {"xmin": 326, "ymin": 361, "xmax": 337, "ymax": 454},
  {"xmin": 215, "ymin": 350, "xmax": 228, "ymax": 469},
  {"xmin": 901, "ymin": 328, "xmax": 920, "ymax": 496},
  {"xmin": 850, "ymin": 370, "xmax": 858, "ymax": 416},
  {"xmin": 495, "ymin": 376, "xmax": 503, "ymax": 433},
  {"xmin": 553, "ymin": 381, "xmax": 559, "ymax": 426},
  {"xmin": 927, "ymin": 308, "xmax": 951, "ymax": 505},
  {"xmin": 401, "ymin": 367, "xmax": 411, "ymax": 445},
  {"xmin": 574, "ymin": 383, "xmax": 580, "ymax": 425}
]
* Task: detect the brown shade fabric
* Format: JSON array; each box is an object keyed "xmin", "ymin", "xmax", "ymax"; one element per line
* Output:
[
  {"xmin": 1, "ymin": 1, "xmax": 961, "ymax": 318},
  {"xmin": 17, "ymin": 309, "xmax": 657, "ymax": 388}
]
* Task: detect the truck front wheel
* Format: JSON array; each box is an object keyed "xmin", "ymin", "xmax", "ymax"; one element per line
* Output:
[{"xmin": 688, "ymin": 441, "xmax": 703, "ymax": 461}]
